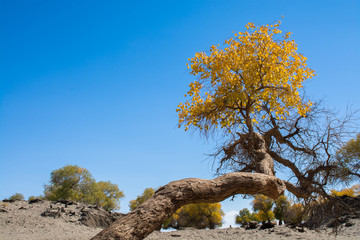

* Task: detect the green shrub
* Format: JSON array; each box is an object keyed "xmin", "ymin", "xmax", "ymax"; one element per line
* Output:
[
  {"xmin": 28, "ymin": 195, "xmax": 45, "ymax": 201},
  {"xmin": 9, "ymin": 193, "xmax": 24, "ymax": 200}
]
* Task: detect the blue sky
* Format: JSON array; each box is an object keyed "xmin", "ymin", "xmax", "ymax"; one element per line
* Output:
[{"xmin": 1, "ymin": 0, "xmax": 359, "ymax": 225}]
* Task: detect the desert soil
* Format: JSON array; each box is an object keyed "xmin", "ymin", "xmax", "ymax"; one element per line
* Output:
[{"xmin": 1, "ymin": 200, "xmax": 359, "ymax": 240}]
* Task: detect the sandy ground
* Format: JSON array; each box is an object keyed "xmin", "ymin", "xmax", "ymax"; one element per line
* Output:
[
  {"xmin": 1, "ymin": 200, "xmax": 359, "ymax": 240},
  {"xmin": 145, "ymin": 223, "xmax": 360, "ymax": 240},
  {"xmin": 0, "ymin": 200, "xmax": 101, "ymax": 240}
]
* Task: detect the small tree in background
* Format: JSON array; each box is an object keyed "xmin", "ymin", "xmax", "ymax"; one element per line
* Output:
[
  {"xmin": 252, "ymin": 194, "xmax": 275, "ymax": 224},
  {"xmin": 336, "ymin": 134, "xmax": 360, "ymax": 183},
  {"xmin": 9, "ymin": 193, "xmax": 24, "ymax": 200},
  {"xmin": 235, "ymin": 208, "xmax": 259, "ymax": 227},
  {"xmin": 44, "ymin": 165, "xmax": 124, "ymax": 211},
  {"xmin": 284, "ymin": 203, "xmax": 305, "ymax": 225},
  {"xmin": 94, "ymin": 181, "xmax": 124, "ymax": 211},
  {"xmin": 44, "ymin": 165, "xmax": 95, "ymax": 201},
  {"xmin": 273, "ymin": 195, "xmax": 291, "ymax": 225}
]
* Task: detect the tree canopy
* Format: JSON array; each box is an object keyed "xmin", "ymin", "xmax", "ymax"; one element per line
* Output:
[
  {"xmin": 177, "ymin": 21, "xmax": 358, "ymax": 199},
  {"xmin": 177, "ymin": 21, "xmax": 314, "ymax": 133},
  {"xmin": 44, "ymin": 165, "xmax": 124, "ymax": 211}
]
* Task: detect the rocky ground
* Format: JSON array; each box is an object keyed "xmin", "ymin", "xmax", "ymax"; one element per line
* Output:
[
  {"xmin": 0, "ymin": 199, "xmax": 122, "ymax": 240},
  {"xmin": 0, "ymin": 198, "xmax": 359, "ymax": 240}
]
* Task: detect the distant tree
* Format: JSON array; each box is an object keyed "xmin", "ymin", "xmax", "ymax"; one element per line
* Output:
[
  {"xmin": 44, "ymin": 165, "xmax": 124, "ymax": 211},
  {"xmin": 336, "ymin": 134, "xmax": 360, "ymax": 182},
  {"xmin": 9, "ymin": 193, "xmax": 24, "ymax": 200},
  {"xmin": 284, "ymin": 203, "xmax": 305, "ymax": 225},
  {"xmin": 94, "ymin": 181, "xmax": 124, "ymax": 211},
  {"xmin": 164, "ymin": 202, "xmax": 224, "ymax": 229},
  {"xmin": 129, "ymin": 188, "xmax": 155, "ymax": 211},
  {"xmin": 235, "ymin": 208, "xmax": 259, "ymax": 227},
  {"xmin": 273, "ymin": 195, "xmax": 291, "ymax": 225},
  {"xmin": 44, "ymin": 165, "xmax": 95, "ymax": 201},
  {"xmin": 252, "ymin": 195, "xmax": 275, "ymax": 224}
]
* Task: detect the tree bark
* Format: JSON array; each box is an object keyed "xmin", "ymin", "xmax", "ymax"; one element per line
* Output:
[
  {"xmin": 91, "ymin": 172, "xmax": 285, "ymax": 240},
  {"xmin": 252, "ymin": 132, "xmax": 275, "ymax": 176}
]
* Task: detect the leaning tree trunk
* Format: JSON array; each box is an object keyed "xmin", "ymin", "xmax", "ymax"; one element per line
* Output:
[{"xmin": 91, "ymin": 172, "xmax": 285, "ymax": 240}]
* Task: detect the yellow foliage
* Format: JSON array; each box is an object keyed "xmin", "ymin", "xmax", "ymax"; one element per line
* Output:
[
  {"xmin": 256, "ymin": 209, "xmax": 275, "ymax": 222},
  {"xmin": 177, "ymin": 21, "xmax": 315, "ymax": 133},
  {"xmin": 165, "ymin": 202, "xmax": 224, "ymax": 229},
  {"xmin": 252, "ymin": 194, "xmax": 275, "ymax": 223},
  {"xmin": 331, "ymin": 184, "xmax": 360, "ymax": 197}
]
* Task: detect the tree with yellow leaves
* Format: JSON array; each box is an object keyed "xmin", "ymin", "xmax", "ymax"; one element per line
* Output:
[
  {"xmin": 252, "ymin": 194, "xmax": 275, "ymax": 224},
  {"xmin": 177, "ymin": 21, "xmax": 357, "ymax": 199},
  {"xmin": 178, "ymin": 22, "xmax": 314, "ymax": 134},
  {"xmin": 93, "ymin": 22, "xmax": 358, "ymax": 240}
]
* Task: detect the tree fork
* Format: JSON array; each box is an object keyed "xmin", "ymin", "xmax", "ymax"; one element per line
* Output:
[{"xmin": 91, "ymin": 172, "xmax": 286, "ymax": 240}]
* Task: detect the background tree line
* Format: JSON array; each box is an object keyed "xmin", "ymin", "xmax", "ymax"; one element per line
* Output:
[
  {"xmin": 236, "ymin": 184, "xmax": 360, "ymax": 228},
  {"xmin": 4, "ymin": 165, "xmax": 124, "ymax": 211}
]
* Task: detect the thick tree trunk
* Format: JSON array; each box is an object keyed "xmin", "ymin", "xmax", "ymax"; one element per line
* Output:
[
  {"xmin": 252, "ymin": 132, "xmax": 275, "ymax": 176},
  {"xmin": 91, "ymin": 172, "xmax": 285, "ymax": 240}
]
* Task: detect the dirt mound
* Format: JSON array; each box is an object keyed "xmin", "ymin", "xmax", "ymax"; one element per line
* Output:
[
  {"xmin": 38, "ymin": 199, "xmax": 125, "ymax": 228},
  {"xmin": 0, "ymin": 199, "xmax": 125, "ymax": 229}
]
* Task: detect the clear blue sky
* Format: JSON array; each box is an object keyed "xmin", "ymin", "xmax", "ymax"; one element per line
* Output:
[{"xmin": 1, "ymin": 0, "xmax": 359, "ymax": 219}]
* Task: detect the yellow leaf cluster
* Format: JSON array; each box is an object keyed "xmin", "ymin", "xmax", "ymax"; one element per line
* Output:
[
  {"xmin": 177, "ymin": 21, "xmax": 315, "ymax": 133},
  {"xmin": 331, "ymin": 184, "xmax": 360, "ymax": 197},
  {"xmin": 166, "ymin": 202, "xmax": 224, "ymax": 229}
]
